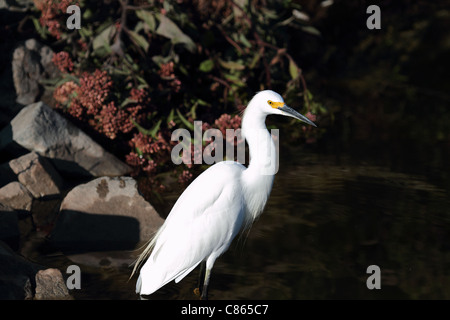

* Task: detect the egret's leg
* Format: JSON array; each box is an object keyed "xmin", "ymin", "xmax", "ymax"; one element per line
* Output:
[
  {"xmin": 200, "ymin": 267, "xmax": 212, "ymax": 300},
  {"xmin": 200, "ymin": 255, "xmax": 217, "ymax": 300},
  {"xmin": 194, "ymin": 261, "xmax": 206, "ymax": 297}
]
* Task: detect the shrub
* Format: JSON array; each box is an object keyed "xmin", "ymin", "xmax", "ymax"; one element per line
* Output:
[{"xmin": 33, "ymin": 0, "xmax": 328, "ymax": 190}]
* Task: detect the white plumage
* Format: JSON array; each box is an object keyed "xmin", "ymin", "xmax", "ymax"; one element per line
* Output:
[
  {"xmin": 132, "ymin": 90, "xmax": 316, "ymax": 299},
  {"xmin": 136, "ymin": 161, "xmax": 246, "ymax": 294}
]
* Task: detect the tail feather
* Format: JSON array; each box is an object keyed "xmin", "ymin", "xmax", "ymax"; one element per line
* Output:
[{"xmin": 129, "ymin": 225, "xmax": 165, "ymax": 280}]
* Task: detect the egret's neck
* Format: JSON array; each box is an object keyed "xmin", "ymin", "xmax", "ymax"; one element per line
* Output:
[
  {"xmin": 241, "ymin": 107, "xmax": 277, "ymax": 224},
  {"xmin": 242, "ymin": 112, "xmax": 277, "ymax": 173}
]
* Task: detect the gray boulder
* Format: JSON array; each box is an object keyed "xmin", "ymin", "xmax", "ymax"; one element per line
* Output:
[
  {"xmin": 0, "ymin": 101, "xmax": 132, "ymax": 177},
  {"xmin": 0, "ymin": 181, "xmax": 33, "ymax": 213},
  {"xmin": 9, "ymin": 152, "xmax": 63, "ymax": 198},
  {"xmin": 12, "ymin": 39, "xmax": 59, "ymax": 105},
  {"xmin": 50, "ymin": 176, "xmax": 163, "ymax": 252},
  {"xmin": 34, "ymin": 268, "xmax": 72, "ymax": 300}
]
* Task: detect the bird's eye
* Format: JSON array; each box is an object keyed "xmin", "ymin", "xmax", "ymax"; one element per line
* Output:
[{"xmin": 268, "ymin": 100, "xmax": 273, "ymax": 105}]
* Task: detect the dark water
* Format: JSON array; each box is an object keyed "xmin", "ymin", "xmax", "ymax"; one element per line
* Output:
[{"xmin": 26, "ymin": 149, "xmax": 450, "ymax": 300}]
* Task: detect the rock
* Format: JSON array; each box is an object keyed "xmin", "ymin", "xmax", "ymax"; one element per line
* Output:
[
  {"xmin": 0, "ymin": 203, "xmax": 19, "ymax": 250},
  {"xmin": 9, "ymin": 152, "xmax": 63, "ymax": 198},
  {"xmin": 50, "ymin": 176, "xmax": 164, "ymax": 252},
  {"xmin": 12, "ymin": 39, "xmax": 59, "ymax": 105},
  {"xmin": 0, "ymin": 101, "xmax": 132, "ymax": 177},
  {"xmin": 0, "ymin": 240, "xmax": 43, "ymax": 299},
  {"xmin": 0, "ymin": 181, "xmax": 33, "ymax": 213},
  {"xmin": 12, "ymin": 41, "xmax": 40, "ymax": 105},
  {"xmin": 34, "ymin": 268, "xmax": 72, "ymax": 300},
  {"xmin": 0, "ymin": 241, "xmax": 72, "ymax": 300}
]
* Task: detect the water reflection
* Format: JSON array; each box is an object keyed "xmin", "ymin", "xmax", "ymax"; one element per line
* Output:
[{"xmin": 58, "ymin": 152, "xmax": 450, "ymax": 299}]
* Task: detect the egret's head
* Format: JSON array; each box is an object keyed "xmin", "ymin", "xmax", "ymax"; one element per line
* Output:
[{"xmin": 252, "ymin": 90, "xmax": 317, "ymax": 127}]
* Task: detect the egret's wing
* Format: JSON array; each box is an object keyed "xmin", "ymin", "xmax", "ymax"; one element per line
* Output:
[
  {"xmin": 137, "ymin": 162, "xmax": 246, "ymax": 295},
  {"xmin": 132, "ymin": 162, "xmax": 240, "ymax": 276}
]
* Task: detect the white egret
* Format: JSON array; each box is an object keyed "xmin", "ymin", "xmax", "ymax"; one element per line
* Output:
[{"xmin": 131, "ymin": 90, "xmax": 316, "ymax": 299}]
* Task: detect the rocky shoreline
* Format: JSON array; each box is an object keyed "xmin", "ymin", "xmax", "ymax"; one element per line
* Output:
[{"xmin": 0, "ymin": 39, "xmax": 164, "ymax": 299}]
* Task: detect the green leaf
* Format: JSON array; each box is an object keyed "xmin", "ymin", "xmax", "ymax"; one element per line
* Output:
[
  {"xmin": 292, "ymin": 9, "xmax": 310, "ymax": 22},
  {"xmin": 55, "ymin": 74, "xmax": 80, "ymax": 86},
  {"xmin": 152, "ymin": 55, "xmax": 172, "ymax": 66},
  {"xmin": 225, "ymin": 74, "xmax": 245, "ymax": 87},
  {"xmin": 300, "ymin": 26, "xmax": 321, "ymax": 36},
  {"xmin": 79, "ymin": 27, "xmax": 92, "ymax": 39},
  {"xmin": 132, "ymin": 119, "xmax": 162, "ymax": 138},
  {"xmin": 148, "ymin": 120, "xmax": 162, "ymax": 137},
  {"xmin": 136, "ymin": 75, "xmax": 149, "ymax": 86},
  {"xmin": 176, "ymin": 109, "xmax": 194, "ymax": 130},
  {"xmin": 289, "ymin": 59, "xmax": 299, "ymax": 80},
  {"xmin": 93, "ymin": 24, "xmax": 115, "ymax": 52},
  {"xmin": 167, "ymin": 108, "xmax": 175, "ymax": 124},
  {"xmin": 31, "ymin": 16, "xmax": 47, "ymax": 40},
  {"xmin": 120, "ymin": 97, "xmax": 136, "ymax": 108},
  {"xmin": 218, "ymin": 59, "xmax": 245, "ymax": 71},
  {"xmin": 178, "ymin": 64, "xmax": 189, "ymax": 76},
  {"xmin": 260, "ymin": 7, "xmax": 278, "ymax": 19},
  {"xmin": 134, "ymin": 21, "xmax": 145, "ymax": 33},
  {"xmin": 83, "ymin": 8, "xmax": 93, "ymax": 20},
  {"xmin": 190, "ymin": 102, "xmax": 198, "ymax": 119},
  {"xmin": 196, "ymin": 99, "xmax": 209, "ymax": 106},
  {"xmin": 249, "ymin": 53, "xmax": 261, "ymax": 69},
  {"xmin": 136, "ymin": 10, "xmax": 156, "ymax": 32},
  {"xmin": 40, "ymin": 73, "xmax": 79, "ymax": 87},
  {"xmin": 319, "ymin": 104, "xmax": 328, "ymax": 114},
  {"xmin": 199, "ymin": 59, "xmax": 214, "ymax": 73},
  {"xmin": 128, "ymin": 30, "xmax": 149, "ymax": 51},
  {"xmin": 156, "ymin": 14, "xmax": 196, "ymax": 52},
  {"xmin": 94, "ymin": 46, "xmax": 112, "ymax": 58},
  {"xmin": 239, "ymin": 34, "xmax": 252, "ymax": 48}
]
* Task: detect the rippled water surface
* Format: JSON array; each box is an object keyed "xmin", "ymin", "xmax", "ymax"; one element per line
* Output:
[{"xmin": 28, "ymin": 151, "xmax": 450, "ymax": 300}]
